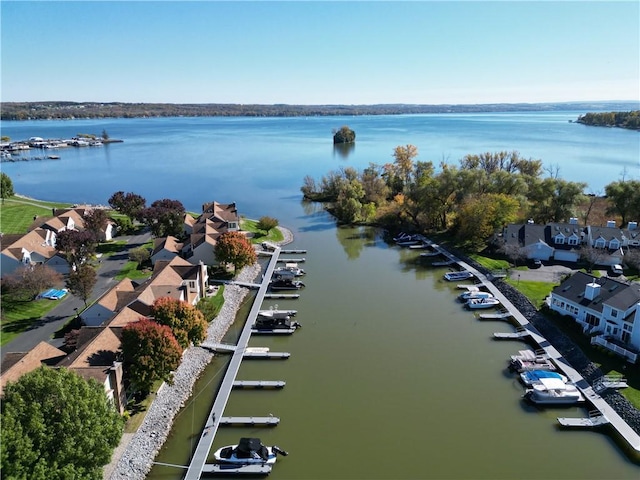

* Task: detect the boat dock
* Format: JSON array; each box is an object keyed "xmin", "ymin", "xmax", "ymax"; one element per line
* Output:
[
  {"xmin": 184, "ymin": 243, "xmax": 293, "ymax": 479},
  {"xmin": 202, "ymin": 464, "xmax": 272, "ymax": 475},
  {"xmin": 264, "ymin": 293, "xmax": 300, "ymax": 299},
  {"xmin": 558, "ymin": 410, "xmax": 611, "ymax": 428},
  {"xmin": 493, "ymin": 327, "xmax": 531, "ymax": 340},
  {"xmin": 232, "ymin": 380, "xmax": 286, "ymax": 389},
  {"xmin": 420, "ymin": 236, "xmax": 640, "ymax": 456}
]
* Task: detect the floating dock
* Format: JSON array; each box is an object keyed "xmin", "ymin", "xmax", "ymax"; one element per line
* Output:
[
  {"xmin": 243, "ymin": 351, "xmax": 290, "ymax": 359},
  {"xmin": 264, "ymin": 293, "xmax": 300, "ymax": 299},
  {"xmin": 251, "ymin": 328, "xmax": 297, "ymax": 335},
  {"xmin": 558, "ymin": 411, "xmax": 610, "ymax": 428},
  {"xmin": 219, "ymin": 416, "xmax": 280, "ymax": 426},
  {"xmin": 281, "ymin": 249, "xmax": 306, "ymax": 254},
  {"xmin": 432, "ymin": 259, "xmax": 456, "ymax": 266},
  {"xmin": 232, "ymin": 380, "xmax": 286, "ymax": 389},
  {"xmin": 493, "ymin": 328, "xmax": 530, "ymax": 340},
  {"xmin": 277, "ymin": 257, "xmax": 305, "ymax": 263},
  {"xmin": 202, "ymin": 463, "xmax": 272, "ymax": 475}
]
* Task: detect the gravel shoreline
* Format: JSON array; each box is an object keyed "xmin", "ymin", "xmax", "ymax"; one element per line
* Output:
[{"xmin": 105, "ymin": 226, "xmax": 293, "ymax": 480}]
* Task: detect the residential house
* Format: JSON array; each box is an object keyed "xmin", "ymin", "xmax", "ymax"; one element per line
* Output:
[
  {"xmin": 0, "ymin": 228, "xmax": 70, "ymax": 276},
  {"xmin": 0, "ymin": 341, "xmax": 66, "ymax": 395},
  {"xmin": 502, "ymin": 220, "xmax": 586, "ymax": 263},
  {"xmin": 81, "ymin": 256, "xmax": 209, "ymax": 327},
  {"xmin": 151, "ymin": 236, "xmax": 182, "ymax": 266},
  {"xmin": 182, "ymin": 201, "xmax": 241, "ymax": 266},
  {"xmin": 549, "ymin": 271, "xmax": 640, "ymax": 363},
  {"xmin": 585, "ymin": 220, "xmax": 633, "ymax": 266}
]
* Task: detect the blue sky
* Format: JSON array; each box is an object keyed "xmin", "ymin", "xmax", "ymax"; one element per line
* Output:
[{"xmin": 1, "ymin": 1, "xmax": 638, "ymax": 105}]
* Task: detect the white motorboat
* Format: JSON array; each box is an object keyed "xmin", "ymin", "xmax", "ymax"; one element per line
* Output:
[
  {"xmin": 524, "ymin": 378, "xmax": 584, "ymax": 405},
  {"xmin": 214, "ymin": 437, "xmax": 288, "ymax": 465},
  {"xmin": 466, "ymin": 297, "xmax": 501, "ymax": 309},
  {"xmin": 519, "ymin": 369, "xmax": 568, "ymax": 387},
  {"xmin": 443, "ymin": 271, "xmax": 474, "ymax": 281},
  {"xmin": 459, "ymin": 291, "xmax": 493, "ymax": 301}
]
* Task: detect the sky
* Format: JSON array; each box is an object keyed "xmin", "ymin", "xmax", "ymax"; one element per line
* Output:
[{"xmin": 1, "ymin": 1, "xmax": 639, "ymax": 105}]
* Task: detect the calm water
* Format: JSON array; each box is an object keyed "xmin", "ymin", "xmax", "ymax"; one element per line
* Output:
[{"xmin": 1, "ymin": 114, "xmax": 639, "ymax": 478}]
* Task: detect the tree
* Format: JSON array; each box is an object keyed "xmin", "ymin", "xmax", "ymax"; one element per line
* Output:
[
  {"xmin": 605, "ymin": 180, "xmax": 640, "ymax": 227},
  {"xmin": 1, "ymin": 366, "xmax": 123, "ymax": 480},
  {"xmin": 214, "ymin": 231, "xmax": 257, "ymax": 272},
  {"xmin": 332, "ymin": 125, "xmax": 356, "ymax": 144},
  {"xmin": 121, "ymin": 318, "xmax": 183, "ymax": 394},
  {"xmin": 1, "ymin": 172, "xmax": 14, "ymax": 204},
  {"xmin": 392, "ymin": 144, "xmax": 419, "ymax": 193},
  {"xmin": 580, "ymin": 246, "xmax": 609, "ymax": 272},
  {"xmin": 82, "ymin": 208, "xmax": 110, "ymax": 242},
  {"xmin": 55, "ymin": 229, "xmax": 96, "ymax": 268},
  {"xmin": 256, "ymin": 216, "xmax": 279, "ymax": 234},
  {"xmin": 455, "ymin": 194, "xmax": 520, "ymax": 250},
  {"xmin": 66, "ymin": 264, "xmax": 97, "ymax": 306},
  {"xmin": 139, "ymin": 198, "xmax": 185, "ymax": 237},
  {"xmin": 108, "ymin": 191, "xmax": 146, "ymax": 222},
  {"xmin": 3, "ymin": 264, "xmax": 63, "ymax": 301},
  {"xmin": 128, "ymin": 246, "xmax": 150, "ymax": 266},
  {"xmin": 151, "ymin": 296, "xmax": 208, "ymax": 348}
]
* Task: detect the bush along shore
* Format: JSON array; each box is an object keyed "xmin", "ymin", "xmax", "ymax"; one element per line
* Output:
[{"xmin": 106, "ymin": 227, "xmax": 293, "ymax": 480}]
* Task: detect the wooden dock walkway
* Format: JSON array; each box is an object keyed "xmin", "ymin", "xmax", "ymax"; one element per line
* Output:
[
  {"xmin": 264, "ymin": 293, "xmax": 300, "ymax": 299},
  {"xmin": 422, "ymin": 237, "xmax": 640, "ymax": 456},
  {"xmin": 219, "ymin": 416, "xmax": 280, "ymax": 426},
  {"xmin": 232, "ymin": 380, "xmax": 286, "ymax": 389},
  {"xmin": 184, "ymin": 245, "xmax": 285, "ymax": 479}
]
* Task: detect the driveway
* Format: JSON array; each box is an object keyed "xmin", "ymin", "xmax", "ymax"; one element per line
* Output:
[
  {"xmin": 2, "ymin": 229, "xmax": 152, "ymax": 354},
  {"xmin": 509, "ymin": 263, "xmax": 576, "ymax": 284}
]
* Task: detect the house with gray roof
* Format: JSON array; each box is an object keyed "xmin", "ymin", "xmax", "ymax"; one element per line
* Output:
[{"xmin": 549, "ymin": 271, "xmax": 640, "ymax": 363}]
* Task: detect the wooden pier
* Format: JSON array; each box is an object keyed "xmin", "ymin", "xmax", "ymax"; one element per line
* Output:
[
  {"xmin": 265, "ymin": 293, "xmax": 300, "ymax": 299},
  {"xmin": 493, "ymin": 327, "xmax": 530, "ymax": 340},
  {"xmin": 277, "ymin": 257, "xmax": 305, "ymax": 263},
  {"xmin": 281, "ymin": 249, "xmax": 306, "ymax": 254},
  {"xmin": 251, "ymin": 328, "xmax": 297, "ymax": 335}
]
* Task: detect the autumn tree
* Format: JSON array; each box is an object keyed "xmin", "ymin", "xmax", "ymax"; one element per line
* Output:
[
  {"xmin": 455, "ymin": 193, "xmax": 520, "ymax": 250},
  {"xmin": 1, "ymin": 172, "xmax": 14, "ymax": 204},
  {"xmin": 82, "ymin": 208, "xmax": 111, "ymax": 242},
  {"xmin": 151, "ymin": 296, "xmax": 208, "ymax": 348},
  {"xmin": 214, "ymin": 231, "xmax": 257, "ymax": 272},
  {"xmin": 108, "ymin": 191, "xmax": 146, "ymax": 222},
  {"xmin": 55, "ymin": 229, "xmax": 97, "ymax": 268},
  {"xmin": 392, "ymin": 144, "xmax": 419, "ymax": 194},
  {"xmin": 66, "ymin": 264, "xmax": 97, "ymax": 306},
  {"xmin": 3, "ymin": 264, "xmax": 63, "ymax": 301},
  {"xmin": 0, "ymin": 366, "xmax": 123, "ymax": 479},
  {"xmin": 121, "ymin": 318, "xmax": 183, "ymax": 394},
  {"xmin": 256, "ymin": 216, "xmax": 279, "ymax": 234},
  {"xmin": 139, "ymin": 198, "xmax": 185, "ymax": 237}
]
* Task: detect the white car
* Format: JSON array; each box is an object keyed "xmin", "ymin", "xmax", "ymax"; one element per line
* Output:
[{"xmin": 611, "ymin": 264, "xmax": 623, "ymax": 275}]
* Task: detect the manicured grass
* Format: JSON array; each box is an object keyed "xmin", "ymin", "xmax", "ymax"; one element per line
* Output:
[
  {"xmin": 504, "ymin": 278, "xmax": 555, "ymax": 309},
  {"xmin": 468, "ymin": 253, "xmax": 510, "ymax": 271},
  {"xmin": 115, "ymin": 262, "xmax": 153, "ymax": 281},
  {"xmin": 241, "ymin": 218, "xmax": 284, "ymax": 244},
  {"xmin": 96, "ymin": 240, "xmax": 128, "ymax": 256},
  {"xmin": 197, "ymin": 285, "xmax": 225, "ymax": 321},
  {"xmin": 0, "ymin": 296, "xmax": 68, "ymax": 346},
  {"xmin": 0, "ymin": 196, "xmax": 72, "ymax": 234}
]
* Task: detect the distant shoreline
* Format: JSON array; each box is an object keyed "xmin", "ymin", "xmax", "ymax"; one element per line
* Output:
[{"xmin": 2, "ymin": 100, "xmax": 639, "ymax": 121}]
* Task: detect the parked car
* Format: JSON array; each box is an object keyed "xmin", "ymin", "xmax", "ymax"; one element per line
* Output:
[
  {"xmin": 611, "ymin": 264, "xmax": 623, "ymax": 275},
  {"xmin": 529, "ymin": 259, "xmax": 543, "ymax": 269}
]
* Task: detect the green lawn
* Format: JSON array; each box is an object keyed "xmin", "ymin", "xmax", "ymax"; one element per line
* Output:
[
  {"xmin": 468, "ymin": 253, "xmax": 510, "ymax": 271},
  {"xmin": 1, "ymin": 197, "xmax": 73, "ymax": 234},
  {"xmin": 241, "ymin": 218, "xmax": 284, "ymax": 244},
  {"xmin": 0, "ymin": 296, "xmax": 68, "ymax": 346},
  {"xmin": 504, "ymin": 278, "xmax": 555, "ymax": 309}
]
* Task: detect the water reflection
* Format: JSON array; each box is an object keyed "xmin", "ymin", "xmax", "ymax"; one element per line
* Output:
[
  {"xmin": 335, "ymin": 225, "xmax": 378, "ymax": 259},
  {"xmin": 332, "ymin": 142, "xmax": 355, "ymax": 159}
]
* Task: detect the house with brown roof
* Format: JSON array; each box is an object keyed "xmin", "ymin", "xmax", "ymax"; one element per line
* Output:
[
  {"xmin": 181, "ymin": 202, "xmax": 242, "ymax": 265},
  {"xmin": 80, "ymin": 256, "xmax": 208, "ymax": 327},
  {"xmin": 0, "ymin": 227, "xmax": 70, "ymax": 276},
  {"xmin": 151, "ymin": 235, "xmax": 183, "ymax": 266},
  {"xmin": 0, "ymin": 341, "xmax": 66, "ymax": 395}
]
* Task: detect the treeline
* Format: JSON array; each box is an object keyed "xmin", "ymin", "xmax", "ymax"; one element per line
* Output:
[
  {"xmin": 2, "ymin": 101, "xmax": 638, "ymax": 120},
  {"xmin": 301, "ymin": 148, "xmax": 640, "ymax": 250},
  {"xmin": 576, "ymin": 110, "xmax": 640, "ymax": 130}
]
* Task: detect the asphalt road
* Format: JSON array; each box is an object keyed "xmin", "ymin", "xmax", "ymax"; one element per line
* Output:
[{"xmin": 3, "ymin": 229, "xmax": 152, "ymax": 354}]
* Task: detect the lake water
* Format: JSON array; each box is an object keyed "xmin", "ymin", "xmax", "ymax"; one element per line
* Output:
[{"xmin": 1, "ymin": 113, "xmax": 639, "ymax": 478}]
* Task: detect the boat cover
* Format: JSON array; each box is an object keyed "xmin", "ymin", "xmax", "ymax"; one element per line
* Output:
[{"xmin": 236, "ymin": 438, "xmax": 269, "ymax": 460}]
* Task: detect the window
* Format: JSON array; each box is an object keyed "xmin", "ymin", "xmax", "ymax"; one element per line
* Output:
[
  {"xmin": 594, "ymin": 238, "xmax": 606, "ymax": 248},
  {"xmin": 611, "ymin": 309, "xmax": 618, "ymax": 318}
]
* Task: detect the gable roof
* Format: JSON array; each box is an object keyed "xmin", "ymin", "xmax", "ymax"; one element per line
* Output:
[
  {"xmin": 0, "ymin": 228, "xmax": 58, "ymax": 261},
  {"xmin": 552, "ymin": 271, "xmax": 640, "ymax": 313},
  {"xmin": 152, "ymin": 236, "xmax": 183, "ymax": 256},
  {"xmin": 1, "ymin": 342, "xmax": 66, "ymax": 394}
]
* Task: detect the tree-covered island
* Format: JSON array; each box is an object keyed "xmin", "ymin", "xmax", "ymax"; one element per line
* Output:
[{"xmin": 576, "ymin": 110, "xmax": 640, "ymax": 130}]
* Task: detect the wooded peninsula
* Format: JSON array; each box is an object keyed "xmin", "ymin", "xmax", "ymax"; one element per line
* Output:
[{"xmin": 1, "ymin": 101, "xmax": 638, "ymax": 121}]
